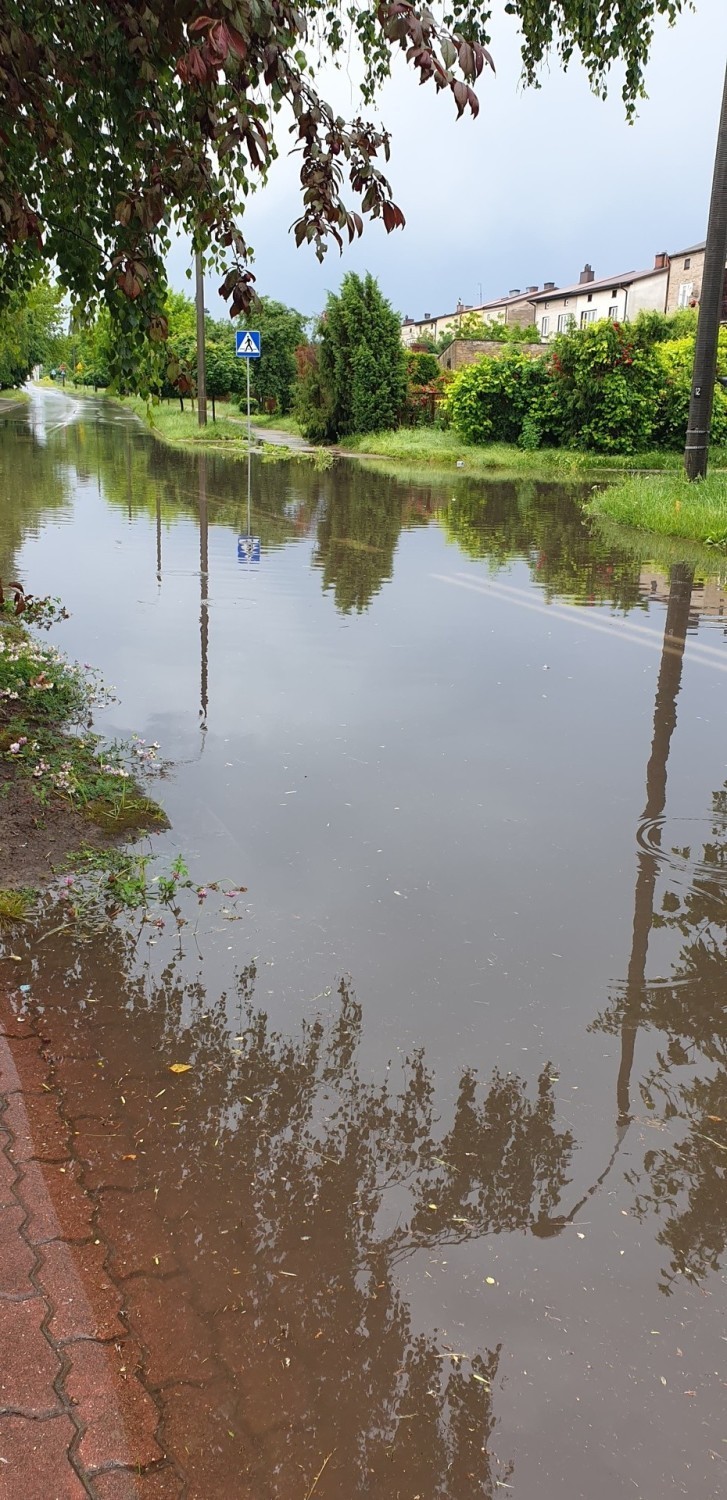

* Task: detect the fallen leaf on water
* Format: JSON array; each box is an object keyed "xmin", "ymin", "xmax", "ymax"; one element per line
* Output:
[
  {"xmin": 428, "ymin": 1203, "xmax": 438, "ymax": 1211},
  {"xmin": 121, "ymin": 1153, "xmax": 137, "ymax": 1161},
  {"xmin": 471, "ymin": 1373, "xmax": 490, "ymax": 1385},
  {"xmin": 485, "ymin": 1276, "xmax": 496, "ymax": 1285},
  {"xmin": 707, "ymin": 1116, "xmax": 724, "ymax": 1123},
  {"xmin": 168, "ymin": 1063, "xmax": 192, "ymax": 1074}
]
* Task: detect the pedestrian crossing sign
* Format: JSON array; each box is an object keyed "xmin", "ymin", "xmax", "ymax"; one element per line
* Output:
[{"xmin": 235, "ymin": 330, "xmax": 261, "ymax": 358}]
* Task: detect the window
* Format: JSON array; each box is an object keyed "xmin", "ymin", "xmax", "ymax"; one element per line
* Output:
[
  {"xmin": 684, "ymin": 257, "xmax": 691, "ymax": 269},
  {"xmin": 587, "ymin": 292, "xmax": 593, "ymax": 303},
  {"xmin": 608, "ymin": 304, "xmax": 619, "ymax": 320},
  {"xmin": 541, "ymin": 316, "xmax": 549, "ymax": 337},
  {"xmin": 557, "ymin": 313, "xmax": 575, "ymax": 333},
  {"xmin": 563, "ymin": 298, "xmax": 570, "ymax": 307},
  {"xmin": 610, "ymin": 288, "xmax": 617, "ymax": 297},
  {"xmin": 580, "ymin": 309, "xmax": 597, "ymax": 326},
  {"xmin": 677, "ymin": 281, "xmax": 694, "ymax": 309}
]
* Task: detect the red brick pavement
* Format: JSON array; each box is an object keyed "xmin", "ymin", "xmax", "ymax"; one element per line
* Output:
[{"xmin": 0, "ymin": 996, "xmax": 178, "ymax": 1499}]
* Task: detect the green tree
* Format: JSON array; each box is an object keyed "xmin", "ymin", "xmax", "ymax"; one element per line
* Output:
[
  {"xmin": 204, "ymin": 337, "xmax": 241, "ymax": 419},
  {"xmin": 301, "ymin": 272, "xmax": 406, "ymax": 441},
  {"xmin": 0, "ymin": 4, "xmax": 683, "ymax": 385},
  {"xmin": 244, "ymin": 298, "xmax": 308, "ymax": 415},
  {"xmin": 0, "ymin": 275, "xmax": 64, "ymax": 386}
]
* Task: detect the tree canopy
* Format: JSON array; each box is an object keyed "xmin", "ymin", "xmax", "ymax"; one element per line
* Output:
[{"xmin": 0, "ymin": 2, "xmax": 687, "ymax": 385}]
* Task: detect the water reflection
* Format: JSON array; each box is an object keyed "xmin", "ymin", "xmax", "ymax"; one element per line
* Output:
[
  {"xmin": 16, "ymin": 900, "xmax": 580, "ymax": 1496},
  {"xmin": 4, "ymin": 391, "xmax": 727, "ymax": 1494}
]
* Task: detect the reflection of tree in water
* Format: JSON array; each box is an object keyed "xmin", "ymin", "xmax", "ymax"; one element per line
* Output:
[
  {"xmin": 28, "ymin": 911, "xmax": 575, "ymax": 1495},
  {"xmin": 0, "ymin": 419, "xmax": 72, "ymax": 578},
  {"xmin": 440, "ymin": 479, "xmax": 647, "ymax": 610},
  {"xmin": 591, "ymin": 562, "xmax": 727, "ymax": 1294},
  {"xmin": 312, "ymin": 467, "xmax": 431, "ymax": 613}
]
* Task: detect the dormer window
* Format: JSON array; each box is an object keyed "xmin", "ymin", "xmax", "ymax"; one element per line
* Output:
[{"xmin": 684, "ymin": 257, "xmax": 691, "ymax": 269}]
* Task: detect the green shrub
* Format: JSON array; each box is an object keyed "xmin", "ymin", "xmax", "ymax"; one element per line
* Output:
[
  {"xmin": 547, "ymin": 320, "xmax": 662, "ymax": 453},
  {"xmin": 444, "ymin": 350, "xmax": 549, "ymax": 445},
  {"xmin": 651, "ymin": 328, "xmax": 727, "ymax": 448},
  {"xmin": 406, "ymin": 350, "xmax": 440, "ymax": 386}
]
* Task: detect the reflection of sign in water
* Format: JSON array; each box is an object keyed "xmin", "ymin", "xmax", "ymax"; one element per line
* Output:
[
  {"xmin": 235, "ymin": 330, "xmax": 261, "ymax": 358},
  {"xmin": 238, "ymin": 536, "xmax": 261, "ymax": 563}
]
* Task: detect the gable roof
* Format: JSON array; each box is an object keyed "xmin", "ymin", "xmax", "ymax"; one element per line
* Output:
[{"xmin": 530, "ymin": 265, "xmax": 666, "ymax": 304}]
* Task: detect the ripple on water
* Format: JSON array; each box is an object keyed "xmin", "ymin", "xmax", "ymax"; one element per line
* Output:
[{"xmin": 636, "ymin": 812, "xmax": 727, "ymax": 886}]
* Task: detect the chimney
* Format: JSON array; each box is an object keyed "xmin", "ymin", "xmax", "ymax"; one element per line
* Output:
[
  {"xmin": 654, "ymin": 251, "xmax": 668, "ymax": 270},
  {"xmin": 543, "ymin": 281, "xmax": 556, "ymax": 291},
  {"xmin": 579, "ymin": 263, "xmax": 595, "ymax": 285},
  {"xmin": 526, "ymin": 285, "xmax": 538, "ymax": 293},
  {"xmin": 424, "ymin": 312, "xmax": 430, "ymax": 319},
  {"xmin": 508, "ymin": 288, "xmax": 521, "ymax": 296}
]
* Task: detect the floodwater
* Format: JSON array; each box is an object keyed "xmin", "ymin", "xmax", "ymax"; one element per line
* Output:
[{"xmin": 2, "ymin": 384, "xmax": 727, "ymax": 1497}]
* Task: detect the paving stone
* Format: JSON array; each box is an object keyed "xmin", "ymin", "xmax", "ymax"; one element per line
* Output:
[
  {"xmin": 160, "ymin": 1381, "xmax": 256, "ymax": 1500},
  {"xmin": 42, "ymin": 1240, "xmax": 125, "ymax": 1343},
  {"xmin": 20, "ymin": 1158, "xmax": 95, "ymax": 1246},
  {"xmin": 92, "ymin": 1468, "xmax": 184, "ymax": 1499},
  {"xmin": 65, "ymin": 1337, "xmax": 163, "ymax": 1472},
  {"xmin": 0, "ymin": 1298, "xmax": 62, "ymax": 1415},
  {"xmin": 0, "ymin": 1132, "xmax": 20, "ymax": 1205},
  {"xmin": 0, "ymin": 1413, "xmax": 87, "ymax": 1498},
  {"xmin": 96, "ymin": 1189, "xmax": 179, "ymax": 1280},
  {"xmin": 0, "ymin": 996, "xmax": 36, "ymax": 1040},
  {"xmin": 3, "ymin": 1092, "xmax": 70, "ymax": 1164},
  {"xmin": 0, "ymin": 1037, "xmax": 52, "ymax": 1095},
  {"xmin": 124, "ymin": 1279, "xmax": 217, "ymax": 1387},
  {"xmin": 70, "ymin": 1122, "xmax": 148, "ymax": 1192},
  {"xmin": 0, "ymin": 1035, "xmax": 22, "ymax": 1093},
  {"xmin": 0, "ymin": 1203, "xmax": 36, "ymax": 1296}
]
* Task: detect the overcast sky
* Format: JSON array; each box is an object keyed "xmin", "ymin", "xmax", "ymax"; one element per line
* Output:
[{"xmin": 168, "ymin": 1, "xmax": 727, "ymax": 325}]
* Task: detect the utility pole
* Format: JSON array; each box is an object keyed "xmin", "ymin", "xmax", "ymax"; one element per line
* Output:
[
  {"xmin": 195, "ymin": 251, "xmax": 207, "ymax": 428},
  {"xmin": 685, "ymin": 60, "xmax": 727, "ymax": 480}
]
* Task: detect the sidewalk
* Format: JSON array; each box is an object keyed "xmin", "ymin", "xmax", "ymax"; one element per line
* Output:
[{"xmin": 0, "ymin": 998, "xmax": 181, "ymax": 1499}]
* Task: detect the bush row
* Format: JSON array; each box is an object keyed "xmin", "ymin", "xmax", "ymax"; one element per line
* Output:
[{"xmin": 445, "ymin": 317, "xmax": 727, "ymax": 454}]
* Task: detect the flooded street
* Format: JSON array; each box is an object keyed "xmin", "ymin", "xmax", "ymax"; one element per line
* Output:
[{"xmin": 2, "ymin": 386, "xmax": 727, "ymax": 1498}]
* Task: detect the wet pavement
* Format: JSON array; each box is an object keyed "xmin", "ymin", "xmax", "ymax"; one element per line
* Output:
[{"xmin": 0, "ymin": 385, "xmax": 727, "ymax": 1497}]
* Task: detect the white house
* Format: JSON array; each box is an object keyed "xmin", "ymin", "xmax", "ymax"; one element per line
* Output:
[{"xmin": 528, "ymin": 256, "xmax": 669, "ymax": 341}]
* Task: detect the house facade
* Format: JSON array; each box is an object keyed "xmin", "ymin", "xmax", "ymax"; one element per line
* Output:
[
  {"xmin": 401, "ymin": 288, "xmax": 539, "ymax": 348},
  {"xmin": 666, "ymin": 244, "xmax": 705, "ymax": 313},
  {"xmin": 403, "ymin": 236, "xmax": 727, "ymax": 352},
  {"xmin": 528, "ymin": 256, "xmax": 669, "ymax": 341}
]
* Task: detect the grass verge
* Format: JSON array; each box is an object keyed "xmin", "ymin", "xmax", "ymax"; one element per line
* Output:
[
  {"xmin": 114, "ymin": 394, "xmax": 252, "ymax": 450},
  {"xmin": 588, "ymin": 472, "xmax": 727, "ymax": 547},
  {"xmin": 0, "ymin": 592, "xmax": 167, "ymax": 888},
  {"xmin": 340, "ymin": 427, "xmax": 727, "ymax": 475}
]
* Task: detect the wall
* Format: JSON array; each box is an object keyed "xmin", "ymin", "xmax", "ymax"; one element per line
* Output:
[
  {"xmin": 625, "ymin": 270, "xmax": 668, "ymax": 317},
  {"xmin": 438, "ymin": 340, "xmax": 544, "ymax": 373},
  {"xmin": 666, "ymin": 250, "xmax": 705, "ymax": 313}
]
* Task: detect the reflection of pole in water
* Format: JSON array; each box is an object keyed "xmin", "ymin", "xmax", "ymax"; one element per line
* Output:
[
  {"xmin": 125, "ymin": 431, "xmax": 132, "ymax": 521},
  {"xmin": 617, "ymin": 563, "xmax": 695, "ymax": 1122},
  {"xmin": 199, "ymin": 454, "xmax": 209, "ymax": 731},
  {"xmin": 246, "ymin": 445, "xmax": 251, "ymax": 540},
  {"xmin": 156, "ymin": 490, "xmax": 162, "ymax": 588}
]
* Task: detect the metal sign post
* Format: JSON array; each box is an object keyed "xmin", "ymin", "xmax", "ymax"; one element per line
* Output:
[
  {"xmin": 235, "ymin": 330, "xmax": 262, "ymax": 564},
  {"xmin": 235, "ymin": 329, "xmax": 261, "ymax": 445}
]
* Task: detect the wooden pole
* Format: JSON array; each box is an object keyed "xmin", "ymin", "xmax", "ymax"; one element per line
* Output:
[
  {"xmin": 195, "ymin": 251, "xmax": 207, "ymax": 428},
  {"xmin": 684, "ymin": 61, "xmax": 727, "ymax": 480}
]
